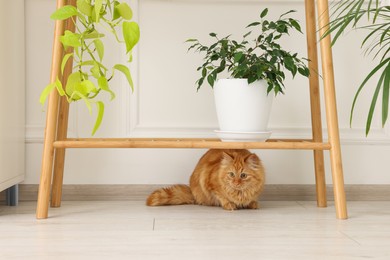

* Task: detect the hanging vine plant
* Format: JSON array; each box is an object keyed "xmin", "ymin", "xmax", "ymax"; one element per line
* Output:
[{"xmin": 40, "ymin": 0, "xmax": 140, "ymax": 135}]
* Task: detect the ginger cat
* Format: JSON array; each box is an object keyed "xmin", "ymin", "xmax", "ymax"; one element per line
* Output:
[{"xmin": 146, "ymin": 149, "xmax": 265, "ymax": 210}]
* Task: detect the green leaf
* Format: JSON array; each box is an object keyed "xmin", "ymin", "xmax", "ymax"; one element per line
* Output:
[
  {"xmin": 77, "ymin": 0, "xmax": 92, "ymax": 16},
  {"xmin": 94, "ymin": 0, "xmax": 103, "ymax": 22},
  {"xmin": 246, "ymin": 22, "xmax": 261, "ymax": 28},
  {"xmin": 94, "ymin": 39, "xmax": 104, "ymax": 61},
  {"xmin": 234, "ymin": 52, "xmax": 243, "ymax": 62},
  {"xmin": 50, "ymin": 5, "xmax": 77, "ymax": 20},
  {"xmin": 61, "ymin": 53, "xmax": 73, "ymax": 74},
  {"xmin": 382, "ymin": 64, "xmax": 390, "ymax": 127},
  {"xmin": 115, "ymin": 2, "xmax": 133, "ymax": 20},
  {"xmin": 360, "ymin": 23, "xmax": 387, "ymax": 49},
  {"xmin": 260, "ymin": 8, "xmax": 268, "ymax": 18},
  {"xmin": 243, "ymin": 31, "xmax": 252, "ymax": 38},
  {"xmin": 207, "ymin": 74, "xmax": 215, "ymax": 87},
  {"xmin": 289, "ymin": 18, "xmax": 302, "ymax": 33},
  {"xmin": 39, "ymin": 82, "xmax": 56, "ymax": 105},
  {"xmin": 209, "ymin": 33, "xmax": 217, "ymax": 37},
  {"xmin": 280, "ymin": 10, "xmax": 297, "ymax": 18},
  {"xmin": 60, "ymin": 30, "xmax": 81, "ymax": 48},
  {"xmin": 113, "ymin": 64, "xmax": 134, "ymax": 92},
  {"xmin": 98, "ymin": 76, "xmax": 116, "ymax": 100},
  {"xmin": 350, "ymin": 58, "xmax": 390, "ymax": 126},
  {"xmin": 123, "ymin": 21, "xmax": 140, "ymax": 53},
  {"xmin": 284, "ymin": 56, "xmax": 294, "ymax": 70},
  {"xmin": 202, "ymin": 67, "xmax": 207, "ymax": 77},
  {"xmin": 196, "ymin": 77, "xmax": 204, "ymax": 91},
  {"xmin": 366, "ymin": 70, "xmax": 385, "ymax": 135},
  {"xmin": 298, "ymin": 67, "xmax": 310, "ymax": 77},
  {"xmin": 92, "ymin": 101, "xmax": 105, "ymax": 136}
]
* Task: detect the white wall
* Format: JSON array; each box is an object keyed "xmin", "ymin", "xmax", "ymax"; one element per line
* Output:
[{"xmin": 25, "ymin": 0, "xmax": 390, "ymax": 186}]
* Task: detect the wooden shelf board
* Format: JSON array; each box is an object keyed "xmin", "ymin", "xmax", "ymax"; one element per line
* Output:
[{"xmin": 53, "ymin": 138, "xmax": 331, "ymax": 150}]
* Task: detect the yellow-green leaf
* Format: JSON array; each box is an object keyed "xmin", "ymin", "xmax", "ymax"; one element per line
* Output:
[
  {"xmin": 80, "ymin": 79, "xmax": 97, "ymax": 93},
  {"xmin": 94, "ymin": 0, "xmax": 103, "ymax": 22},
  {"xmin": 92, "ymin": 101, "xmax": 105, "ymax": 136},
  {"xmin": 113, "ymin": 1, "xmax": 120, "ymax": 20},
  {"xmin": 70, "ymin": 90, "xmax": 92, "ymax": 114},
  {"xmin": 61, "ymin": 53, "xmax": 73, "ymax": 74},
  {"xmin": 94, "ymin": 39, "xmax": 104, "ymax": 61},
  {"xmin": 55, "ymin": 78, "xmax": 66, "ymax": 96},
  {"xmin": 98, "ymin": 76, "xmax": 115, "ymax": 100},
  {"xmin": 39, "ymin": 82, "xmax": 56, "ymax": 105},
  {"xmin": 122, "ymin": 21, "xmax": 140, "ymax": 54},
  {"xmin": 77, "ymin": 60, "xmax": 108, "ymax": 71},
  {"xmin": 115, "ymin": 3, "xmax": 133, "ymax": 20},
  {"xmin": 50, "ymin": 5, "xmax": 77, "ymax": 20},
  {"xmin": 60, "ymin": 30, "xmax": 81, "ymax": 48},
  {"xmin": 91, "ymin": 62, "xmax": 101, "ymax": 79},
  {"xmin": 84, "ymin": 30, "xmax": 105, "ymax": 39},
  {"xmin": 66, "ymin": 72, "xmax": 82, "ymax": 98},
  {"xmin": 113, "ymin": 64, "xmax": 134, "ymax": 92},
  {"xmin": 77, "ymin": 0, "xmax": 92, "ymax": 16}
]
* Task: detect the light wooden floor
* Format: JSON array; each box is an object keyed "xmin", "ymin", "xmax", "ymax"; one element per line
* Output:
[{"xmin": 1, "ymin": 200, "xmax": 390, "ymax": 259}]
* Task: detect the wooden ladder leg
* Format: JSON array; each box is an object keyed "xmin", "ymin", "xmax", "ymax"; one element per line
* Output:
[
  {"xmin": 305, "ymin": 0, "xmax": 327, "ymax": 208},
  {"xmin": 317, "ymin": 0, "xmax": 348, "ymax": 219},
  {"xmin": 51, "ymin": 0, "xmax": 77, "ymax": 208},
  {"xmin": 50, "ymin": 97, "xmax": 70, "ymax": 207},
  {"xmin": 36, "ymin": 0, "xmax": 67, "ymax": 219}
]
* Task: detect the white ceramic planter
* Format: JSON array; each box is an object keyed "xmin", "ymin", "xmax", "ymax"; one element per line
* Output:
[{"xmin": 213, "ymin": 79, "xmax": 273, "ymax": 133}]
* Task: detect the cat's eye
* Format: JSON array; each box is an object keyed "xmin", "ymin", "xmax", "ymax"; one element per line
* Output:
[
  {"xmin": 240, "ymin": 173, "xmax": 248, "ymax": 179},
  {"xmin": 228, "ymin": 172, "xmax": 235, "ymax": 178}
]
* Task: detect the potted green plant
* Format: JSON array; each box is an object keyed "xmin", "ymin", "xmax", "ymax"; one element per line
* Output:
[
  {"xmin": 324, "ymin": 0, "xmax": 390, "ymax": 135},
  {"xmin": 186, "ymin": 8, "xmax": 310, "ymax": 141},
  {"xmin": 39, "ymin": 0, "xmax": 140, "ymax": 135}
]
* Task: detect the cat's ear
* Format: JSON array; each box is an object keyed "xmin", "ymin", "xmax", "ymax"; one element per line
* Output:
[
  {"xmin": 245, "ymin": 153, "xmax": 260, "ymax": 170},
  {"xmin": 221, "ymin": 152, "xmax": 234, "ymax": 166}
]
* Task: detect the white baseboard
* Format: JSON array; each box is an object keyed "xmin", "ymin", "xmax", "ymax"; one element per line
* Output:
[{"xmin": 1, "ymin": 184, "xmax": 389, "ymax": 202}]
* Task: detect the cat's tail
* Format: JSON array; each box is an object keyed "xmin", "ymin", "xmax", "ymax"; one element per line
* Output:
[{"xmin": 146, "ymin": 184, "xmax": 194, "ymax": 206}]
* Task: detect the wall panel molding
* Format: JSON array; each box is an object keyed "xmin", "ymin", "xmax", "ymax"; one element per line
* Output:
[{"xmin": 26, "ymin": 124, "xmax": 390, "ymax": 145}]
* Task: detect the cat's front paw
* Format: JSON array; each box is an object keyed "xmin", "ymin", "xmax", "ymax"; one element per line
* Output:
[
  {"xmin": 247, "ymin": 201, "xmax": 259, "ymax": 209},
  {"xmin": 222, "ymin": 202, "xmax": 237, "ymax": 211}
]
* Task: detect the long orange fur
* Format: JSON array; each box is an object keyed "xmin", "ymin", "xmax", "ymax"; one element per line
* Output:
[{"xmin": 146, "ymin": 149, "xmax": 265, "ymax": 210}]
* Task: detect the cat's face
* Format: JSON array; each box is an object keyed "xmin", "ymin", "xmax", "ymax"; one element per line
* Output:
[{"xmin": 220, "ymin": 152, "xmax": 264, "ymax": 191}]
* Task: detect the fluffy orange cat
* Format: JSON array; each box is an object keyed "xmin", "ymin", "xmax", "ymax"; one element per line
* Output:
[{"xmin": 146, "ymin": 149, "xmax": 265, "ymax": 210}]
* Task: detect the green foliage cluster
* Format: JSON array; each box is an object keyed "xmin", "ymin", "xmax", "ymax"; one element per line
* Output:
[
  {"xmin": 325, "ymin": 0, "xmax": 390, "ymax": 135},
  {"xmin": 186, "ymin": 9, "xmax": 310, "ymax": 95},
  {"xmin": 40, "ymin": 0, "xmax": 140, "ymax": 135}
]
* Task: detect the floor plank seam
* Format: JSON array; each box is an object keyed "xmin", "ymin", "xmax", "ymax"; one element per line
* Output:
[
  {"xmin": 295, "ymin": 201, "xmax": 307, "ymax": 209},
  {"xmin": 339, "ymin": 230, "xmax": 361, "ymax": 246}
]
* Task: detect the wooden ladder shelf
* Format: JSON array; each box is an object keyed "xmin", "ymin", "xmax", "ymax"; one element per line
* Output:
[{"xmin": 36, "ymin": 0, "xmax": 348, "ymax": 219}]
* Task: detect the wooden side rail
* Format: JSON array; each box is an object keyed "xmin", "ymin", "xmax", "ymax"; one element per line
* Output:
[{"xmin": 53, "ymin": 138, "xmax": 331, "ymax": 150}]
